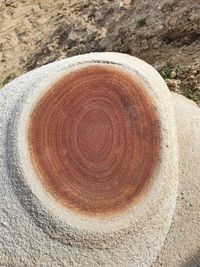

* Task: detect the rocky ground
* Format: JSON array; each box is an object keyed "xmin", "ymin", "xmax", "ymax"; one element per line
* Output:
[{"xmin": 0, "ymin": 0, "xmax": 200, "ymax": 105}]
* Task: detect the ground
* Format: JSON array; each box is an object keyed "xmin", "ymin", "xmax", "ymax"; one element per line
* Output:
[{"xmin": 0, "ymin": 0, "xmax": 200, "ymax": 104}]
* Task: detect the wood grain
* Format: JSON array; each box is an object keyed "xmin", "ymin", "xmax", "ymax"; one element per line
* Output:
[{"xmin": 28, "ymin": 65, "xmax": 161, "ymax": 216}]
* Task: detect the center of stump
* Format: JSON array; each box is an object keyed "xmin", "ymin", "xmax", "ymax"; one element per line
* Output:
[
  {"xmin": 28, "ymin": 64, "xmax": 160, "ymax": 216},
  {"xmin": 80, "ymin": 113, "xmax": 108, "ymax": 156}
]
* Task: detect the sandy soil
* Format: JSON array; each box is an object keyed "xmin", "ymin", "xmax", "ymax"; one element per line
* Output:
[{"xmin": 0, "ymin": 0, "xmax": 200, "ymax": 104}]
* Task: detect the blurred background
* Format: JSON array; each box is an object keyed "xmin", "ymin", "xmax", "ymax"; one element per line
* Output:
[{"xmin": 0, "ymin": 0, "xmax": 200, "ymax": 105}]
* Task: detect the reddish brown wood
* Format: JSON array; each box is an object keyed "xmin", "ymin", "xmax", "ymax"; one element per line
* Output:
[{"xmin": 28, "ymin": 65, "xmax": 161, "ymax": 216}]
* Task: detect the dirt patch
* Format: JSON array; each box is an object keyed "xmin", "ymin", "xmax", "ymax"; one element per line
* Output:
[
  {"xmin": 0, "ymin": 0, "xmax": 200, "ymax": 105},
  {"xmin": 162, "ymin": 60, "xmax": 200, "ymax": 105}
]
